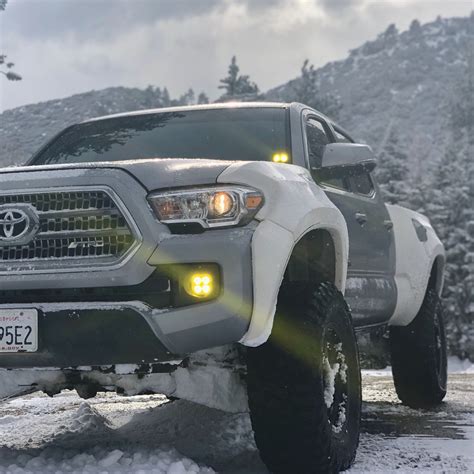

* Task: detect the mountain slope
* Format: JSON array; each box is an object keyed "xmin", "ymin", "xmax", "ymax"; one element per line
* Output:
[
  {"xmin": 0, "ymin": 86, "xmax": 183, "ymax": 167},
  {"xmin": 0, "ymin": 15, "xmax": 472, "ymax": 169},
  {"xmin": 268, "ymin": 14, "xmax": 473, "ymax": 177}
]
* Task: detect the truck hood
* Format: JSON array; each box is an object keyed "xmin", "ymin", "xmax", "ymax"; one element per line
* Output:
[{"xmin": 0, "ymin": 158, "xmax": 234, "ymax": 191}]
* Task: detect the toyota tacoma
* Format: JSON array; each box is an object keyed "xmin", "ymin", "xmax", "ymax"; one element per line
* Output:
[{"xmin": 0, "ymin": 102, "xmax": 447, "ymax": 472}]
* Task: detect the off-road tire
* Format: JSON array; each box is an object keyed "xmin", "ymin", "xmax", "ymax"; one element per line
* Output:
[
  {"xmin": 390, "ymin": 288, "xmax": 447, "ymax": 408},
  {"xmin": 246, "ymin": 282, "xmax": 361, "ymax": 473}
]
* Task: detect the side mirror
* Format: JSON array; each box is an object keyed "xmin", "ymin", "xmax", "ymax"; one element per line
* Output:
[{"xmin": 316, "ymin": 143, "xmax": 377, "ymax": 173}]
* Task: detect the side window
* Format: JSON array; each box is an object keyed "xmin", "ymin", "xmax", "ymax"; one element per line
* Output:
[
  {"xmin": 333, "ymin": 128, "xmax": 353, "ymax": 143},
  {"xmin": 349, "ymin": 172, "xmax": 375, "ymax": 196},
  {"xmin": 322, "ymin": 176, "xmax": 351, "ymax": 191},
  {"xmin": 305, "ymin": 118, "xmax": 330, "ymax": 168}
]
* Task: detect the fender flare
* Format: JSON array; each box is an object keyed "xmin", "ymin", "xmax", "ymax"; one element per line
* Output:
[
  {"xmin": 386, "ymin": 204, "xmax": 445, "ymax": 326},
  {"xmin": 217, "ymin": 162, "xmax": 349, "ymax": 346}
]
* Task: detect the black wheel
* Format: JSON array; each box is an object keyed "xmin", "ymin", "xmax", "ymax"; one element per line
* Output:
[
  {"xmin": 246, "ymin": 282, "xmax": 361, "ymax": 473},
  {"xmin": 390, "ymin": 288, "xmax": 447, "ymax": 408}
]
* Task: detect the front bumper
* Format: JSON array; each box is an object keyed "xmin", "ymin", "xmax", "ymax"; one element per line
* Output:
[
  {"xmin": 0, "ymin": 226, "xmax": 254, "ymax": 368},
  {"xmin": 0, "ymin": 168, "xmax": 254, "ymax": 368}
]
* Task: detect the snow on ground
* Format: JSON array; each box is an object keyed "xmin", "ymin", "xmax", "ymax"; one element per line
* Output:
[
  {"xmin": 447, "ymin": 355, "xmax": 474, "ymax": 374},
  {"xmin": 362, "ymin": 356, "xmax": 474, "ymax": 377},
  {"xmin": 0, "ymin": 363, "xmax": 473, "ymax": 473}
]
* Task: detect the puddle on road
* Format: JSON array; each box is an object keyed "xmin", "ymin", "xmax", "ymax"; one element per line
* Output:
[
  {"xmin": 361, "ymin": 374, "xmax": 474, "ymax": 442},
  {"xmin": 362, "ymin": 405, "xmax": 469, "ymax": 440}
]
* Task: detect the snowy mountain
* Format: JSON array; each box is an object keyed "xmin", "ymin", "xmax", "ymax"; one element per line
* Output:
[
  {"xmin": 268, "ymin": 14, "xmax": 473, "ymax": 178},
  {"xmin": 0, "ymin": 86, "xmax": 191, "ymax": 167},
  {"xmin": 0, "ymin": 15, "xmax": 471, "ymax": 170}
]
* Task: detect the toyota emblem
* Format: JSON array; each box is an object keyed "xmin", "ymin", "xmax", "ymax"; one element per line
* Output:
[{"xmin": 0, "ymin": 205, "xmax": 40, "ymax": 245}]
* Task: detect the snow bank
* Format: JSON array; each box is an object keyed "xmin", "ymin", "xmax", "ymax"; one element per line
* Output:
[
  {"xmin": 0, "ymin": 447, "xmax": 214, "ymax": 473},
  {"xmin": 350, "ymin": 431, "xmax": 474, "ymax": 473},
  {"xmin": 0, "ymin": 394, "xmax": 216, "ymax": 473},
  {"xmin": 448, "ymin": 356, "xmax": 474, "ymax": 374}
]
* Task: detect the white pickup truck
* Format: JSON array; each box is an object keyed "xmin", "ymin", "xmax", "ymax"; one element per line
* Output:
[{"xmin": 0, "ymin": 102, "xmax": 447, "ymax": 472}]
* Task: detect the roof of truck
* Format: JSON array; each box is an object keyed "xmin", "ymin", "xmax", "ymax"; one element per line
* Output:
[{"xmin": 82, "ymin": 101, "xmax": 294, "ymax": 124}]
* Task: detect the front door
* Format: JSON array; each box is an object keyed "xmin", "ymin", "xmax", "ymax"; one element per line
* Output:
[{"xmin": 304, "ymin": 115, "xmax": 396, "ymax": 326}]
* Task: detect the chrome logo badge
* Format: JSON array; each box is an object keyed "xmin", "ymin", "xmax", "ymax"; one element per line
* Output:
[{"xmin": 0, "ymin": 205, "xmax": 40, "ymax": 245}]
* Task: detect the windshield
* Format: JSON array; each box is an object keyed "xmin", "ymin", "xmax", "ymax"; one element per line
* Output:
[{"xmin": 31, "ymin": 107, "xmax": 290, "ymax": 165}]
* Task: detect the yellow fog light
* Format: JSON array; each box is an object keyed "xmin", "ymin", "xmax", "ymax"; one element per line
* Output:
[
  {"xmin": 188, "ymin": 273, "xmax": 213, "ymax": 298},
  {"xmin": 272, "ymin": 152, "xmax": 289, "ymax": 163}
]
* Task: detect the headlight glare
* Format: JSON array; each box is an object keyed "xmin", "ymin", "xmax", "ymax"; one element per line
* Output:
[
  {"xmin": 209, "ymin": 191, "xmax": 236, "ymax": 218},
  {"xmin": 148, "ymin": 186, "xmax": 263, "ymax": 229}
]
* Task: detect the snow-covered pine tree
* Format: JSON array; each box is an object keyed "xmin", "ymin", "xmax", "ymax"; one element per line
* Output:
[
  {"xmin": 197, "ymin": 92, "xmax": 209, "ymax": 104},
  {"xmin": 409, "ymin": 19, "xmax": 422, "ymax": 37},
  {"xmin": 178, "ymin": 89, "xmax": 196, "ymax": 106},
  {"xmin": 425, "ymin": 145, "xmax": 473, "ymax": 359},
  {"xmin": 218, "ymin": 56, "xmax": 259, "ymax": 102},
  {"xmin": 290, "ymin": 60, "xmax": 341, "ymax": 119},
  {"xmin": 375, "ymin": 129, "xmax": 411, "ymax": 206},
  {"xmin": 422, "ymin": 57, "xmax": 474, "ymax": 360}
]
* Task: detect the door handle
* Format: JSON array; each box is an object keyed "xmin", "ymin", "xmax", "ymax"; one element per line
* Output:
[
  {"xmin": 384, "ymin": 220, "xmax": 394, "ymax": 230},
  {"xmin": 355, "ymin": 212, "xmax": 367, "ymax": 225}
]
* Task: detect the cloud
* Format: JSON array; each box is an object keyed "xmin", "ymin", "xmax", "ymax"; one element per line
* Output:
[
  {"xmin": 1, "ymin": 0, "xmax": 473, "ymax": 111},
  {"xmin": 2, "ymin": 0, "xmax": 291, "ymax": 41},
  {"xmin": 319, "ymin": 0, "xmax": 363, "ymax": 12},
  {"xmin": 2, "ymin": 0, "xmax": 223, "ymax": 40}
]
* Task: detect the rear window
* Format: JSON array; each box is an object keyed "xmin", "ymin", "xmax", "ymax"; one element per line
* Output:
[{"xmin": 31, "ymin": 108, "xmax": 290, "ymax": 165}]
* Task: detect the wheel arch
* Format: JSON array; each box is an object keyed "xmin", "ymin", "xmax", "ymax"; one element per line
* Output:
[
  {"xmin": 284, "ymin": 228, "xmax": 340, "ymax": 291},
  {"xmin": 387, "ymin": 203, "xmax": 445, "ymax": 326},
  {"xmin": 427, "ymin": 254, "xmax": 446, "ymax": 296},
  {"xmin": 216, "ymin": 161, "xmax": 349, "ymax": 347},
  {"xmin": 241, "ymin": 221, "xmax": 348, "ymax": 347}
]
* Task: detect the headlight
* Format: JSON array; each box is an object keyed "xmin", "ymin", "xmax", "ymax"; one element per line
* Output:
[{"xmin": 148, "ymin": 186, "xmax": 264, "ymax": 229}]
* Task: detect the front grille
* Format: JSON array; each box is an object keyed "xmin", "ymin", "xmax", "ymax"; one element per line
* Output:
[{"xmin": 0, "ymin": 190, "xmax": 138, "ymax": 269}]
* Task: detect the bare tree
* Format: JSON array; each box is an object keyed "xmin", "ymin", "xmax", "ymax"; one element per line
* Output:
[{"xmin": 0, "ymin": 0, "xmax": 22, "ymax": 81}]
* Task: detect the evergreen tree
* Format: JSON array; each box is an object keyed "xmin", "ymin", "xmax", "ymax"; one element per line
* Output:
[
  {"xmin": 218, "ymin": 56, "xmax": 259, "ymax": 101},
  {"xmin": 408, "ymin": 19, "xmax": 422, "ymax": 37},
  {"xmin": 450, "ymin": 48, "xmax": 474, "ymax": 140},
  {"xmin": 421, "ymin": 59, "xmax": 474, "ymax": 359},
  {"xmin": 197, "ymin": 92, "xmax": 209, "ymax": 104},
  {"xmin": 140, "ymin": 86, "xmax": 176, "ymax": 108},
  {"xmin": 0, "ymin": 1, "xmax": 22, "ymax": 81},
  {"xmin": 424, "ymin": 145, "xmax": 473, "ymax": 358},
  {"xmin": 178, "ymin": 88, "xmax": 196, "ymax": 105},
  {"xmin": 384, "ymin": 23, "xmax": 398, "ymax": 37},
  {"xmin": 291, "ymin": 59, "xmax": 341, "ymax": 119},
  {"xmin": 375, "ymin": 129, "xmax": 410, "ymax": 206}
]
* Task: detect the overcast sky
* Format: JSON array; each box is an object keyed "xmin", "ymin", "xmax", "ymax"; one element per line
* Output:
[{"xmin": 0, "ymin": 0, "xmax": 472, "ymax": 112}]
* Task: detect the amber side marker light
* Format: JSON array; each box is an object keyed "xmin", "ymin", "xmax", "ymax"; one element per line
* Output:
[
  {"xmin": 187, "ymin": 273, "xmax": 214, "ymax": 298},
  {"xmin": 272, "ymin": 152, "xmax": 289, "ymax": 163},
  {"xmin": 245, "ymin": 195, "xmax": 263, "ymax": 209}
]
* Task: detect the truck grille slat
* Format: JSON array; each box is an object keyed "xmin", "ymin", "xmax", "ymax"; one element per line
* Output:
[{"xmin": 0, "ymin": 190, "xmax": 138, "ymax": 269}]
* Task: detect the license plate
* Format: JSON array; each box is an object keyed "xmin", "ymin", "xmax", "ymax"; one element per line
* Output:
[{"xmin": 0, "ymin": 309, "xmax": 38, "ymax": 353}]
